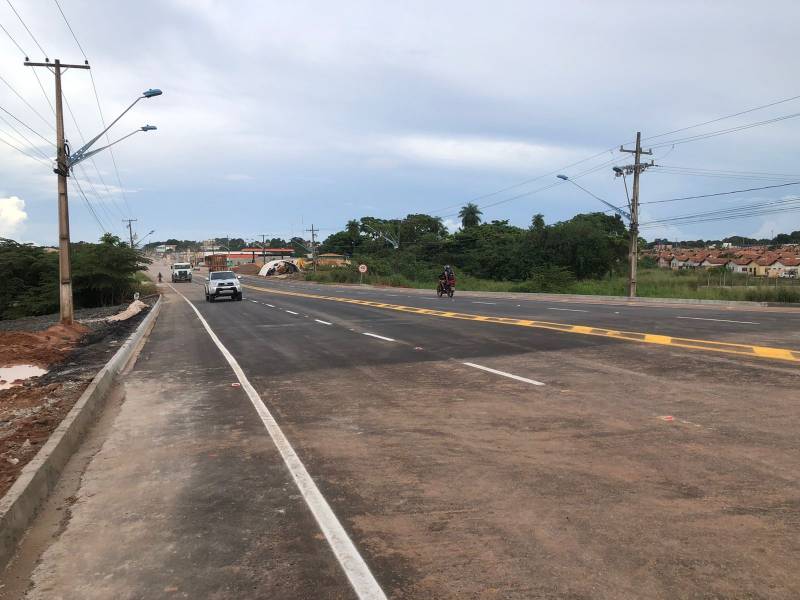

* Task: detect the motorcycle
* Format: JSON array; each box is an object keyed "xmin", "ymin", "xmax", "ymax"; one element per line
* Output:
[{"xmin": 437, "ymin": 277, "xmax": 455, "ymax": 298}]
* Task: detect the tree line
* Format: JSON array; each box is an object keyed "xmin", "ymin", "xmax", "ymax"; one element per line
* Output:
[
  {"xmin": 318, "ymin": 206, "xmax": 629, "ymax": 287},
  {"xmin": 0, "ymin": 234, "xmax": 150, "ymax": 320}
]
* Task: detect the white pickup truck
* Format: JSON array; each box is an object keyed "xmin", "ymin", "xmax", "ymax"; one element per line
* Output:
[
  {"xmin": 171, "ymin": 262, "xmax": 193, "ymax": 283},
  {"xmin": 204, "ymin": 270, "xmax": 243, "ymax": 302}
]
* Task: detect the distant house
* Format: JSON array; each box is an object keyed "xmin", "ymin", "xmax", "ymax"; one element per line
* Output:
[
  {"xmin": 755, "ymin": 257, "xmax": 780, "ymax": 277},
  {"xmin": 700, "ymin": 257, "xmax": 730, "ymax": 269},
  {"xmin": 731, "ymin": 258, "xmax": 757, "ymax": 274},
  {"xmin": 658, "ymin": 254, "xmax": 673, "ymax": 269},
  {"xmin": 670, "ymin": 256, "xmax": 687, "ymax": 270},
  {"xmin": 771, "ymin": 257, "xmax": 800, "ymax": 277}
]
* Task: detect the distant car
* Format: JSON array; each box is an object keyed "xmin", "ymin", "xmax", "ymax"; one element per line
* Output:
[
  {"xmin": 204, "ymin": 270, "xmax": 242, "ymax": 302},
  {"xmin": 780, "ymin": 272, "xmax": 797, "ymax": 279},
  {"xmin": 171, "ymin": 262, "xmax": 192, "ymax": 282}
]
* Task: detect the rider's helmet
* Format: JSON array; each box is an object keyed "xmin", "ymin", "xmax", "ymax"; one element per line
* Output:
[{"xmin": 444, "ymin": 265, "xmax": 450, "ymax": 271}]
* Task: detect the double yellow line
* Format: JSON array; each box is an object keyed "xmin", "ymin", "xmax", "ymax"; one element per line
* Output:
[{"xmin": 243, "ymin": 284, "xmax": 800, "ymax": 364}]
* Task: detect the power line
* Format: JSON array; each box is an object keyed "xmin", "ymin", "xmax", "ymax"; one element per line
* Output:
[
  {"xmin": 0, "ymin": 131, "xmax": 50, "ymax": 165},
  {"xmin": 0, "ymin": 72, "xmax": 55, "ymax": 131},
  {"xmin": 0, "ymin": 112, "xmax": 51, "ymax": 160},
  {"xmin": 71, "ymin": 175, "xmax": 108, "ymax": 234},
  {"xmin": 4, "ymin": 0, "xmax": 46, "ymax": 56},
  {"xmin": 53, "ymin": 0, "xmax": 88, "ymax": 58},
  {"xmin": 0, "ymin": 103, "xmax": 53, "ymax": 146},
  {"xmin": 640, "ymin": 197, "xmax": 800, "ymax": 228},
  {"xmin": 52, "ymin": 0, "xmax": 134, "ymax": 218},
  {"xmin": 641, "ymin": 181, "xmax": 800, "ymax": 206},
  {"xmin": 0, "ymin": 19, "xmax": 26, "ymax": 54}
]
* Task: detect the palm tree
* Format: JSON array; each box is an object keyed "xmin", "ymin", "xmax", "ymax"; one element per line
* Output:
[{"xmin": 459, "ymin": 203, "xmax": 483, "ymax": 229}]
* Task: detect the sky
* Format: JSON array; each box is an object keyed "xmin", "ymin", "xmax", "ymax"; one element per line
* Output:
[{"xmin": 2, "ymin": 0, "xmax": 800, "ymax": 246}]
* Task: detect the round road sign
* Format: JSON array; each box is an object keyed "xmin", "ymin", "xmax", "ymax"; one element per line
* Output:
[{"xmin": 358, "ymin": 264, "xmax": 368, "ymax": 273}]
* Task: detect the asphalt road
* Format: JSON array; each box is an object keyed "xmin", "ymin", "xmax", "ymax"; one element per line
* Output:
[{"xmin": 13, "ymin": 263, "xmax": 800, "ymax": 599}]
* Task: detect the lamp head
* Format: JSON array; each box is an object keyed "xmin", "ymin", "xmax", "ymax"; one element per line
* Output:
[
  {"xmin": 142, "ymin": 88, "xmax": 162, "ymax": 98},
  {"xmin": 556, "ymin": 174, "xmax": 569, "ymax": 181}
]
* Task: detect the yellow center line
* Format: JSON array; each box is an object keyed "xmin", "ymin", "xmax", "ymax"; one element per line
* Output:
[{"xmin": 243, "ymin": 284, "xmax": 800, "ymax": 364}]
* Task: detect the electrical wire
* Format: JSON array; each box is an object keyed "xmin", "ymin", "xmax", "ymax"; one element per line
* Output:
[
  {"xmin": 640, "ymin": 197, "xmax": 800, "ymax": 227},
  {"xmin": 0, "ymin": 72, "xmax": 55, "ymax": 132},
  {"xmin": 71, "ymin": 175, "xmax": 108, "ymax": 234},
  {"xmin": 4, "ymin": 0, "xmax": 46, "ymax": 56},
  {"xmin": 641, "ymin": 181, "xmax": 800, "ymax": 206},
  {"xmin": 0, "ymin": 103, "xmax": 53, "ymax": 146},
  {"xmin": 53, "ymin": 0, "xmax": 134, "ymax": 219},
  {"xmin": 0, "ymin": 131, "xmax": 50, "ymax": 165},
  {"xmin": 0, "ymin": 112, "xmax": 51, "ymax": 160}
]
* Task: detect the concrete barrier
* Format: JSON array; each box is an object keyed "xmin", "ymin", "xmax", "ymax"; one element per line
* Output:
[{"xmin": 0, "ymin": 297, "xmax": 162, "ymax": 570}]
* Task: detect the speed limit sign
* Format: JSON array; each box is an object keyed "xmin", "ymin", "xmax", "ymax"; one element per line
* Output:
[{"xmin": 358, "ymin": 264, "xmax": 368, "ymax": 273}]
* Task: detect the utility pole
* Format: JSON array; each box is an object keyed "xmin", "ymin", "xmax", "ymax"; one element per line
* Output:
[
  {"xmin": 259, "ymin": 233, "xmax": 268, "ymax": 263},
  {"xmin": 123, "ymin": 218, "xmax": 138, "ymax": 248},
  {"xmin": 25, "ymin": 58, "xmax": 91, "ymax": 325},
  {"xmin": 619, "ymin": 132, "xmax": 652, "ymax": 298},
  {"xmin": 305, "ymin": 224, "xmax": 318, "ymax": 271}
]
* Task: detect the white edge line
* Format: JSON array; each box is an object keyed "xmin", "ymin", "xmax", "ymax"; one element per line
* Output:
[
  {"xmin": 315, "ymin": 319, "xmax": 333, "ymax": 325},
  {"xmin": 285, "ymin": 310, "xmax": 299, "ymax": 315},
  {"xmin": 362, "ymin": 332, "xmax": 396, "ymax": 342},
  {"xmin": 173, "ymin": 288, "xmax": 387, "ymax": 600},
  {"xmin": 463, "ymin": 362, "xmax": 545, "ymax": 386},
  {"xmin": 676, "ymin": 316, "xmax": 760, "ymax": 325}
]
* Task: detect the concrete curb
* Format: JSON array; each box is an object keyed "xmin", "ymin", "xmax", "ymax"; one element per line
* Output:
[{"xmin": 0, "ymin": 296, "xmax": 162, "ymax": 571}]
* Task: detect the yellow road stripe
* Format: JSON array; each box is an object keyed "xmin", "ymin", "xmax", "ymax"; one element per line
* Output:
[{"xmin": 243, "ymin": 284, "xmax": 800, "ymax": 364}]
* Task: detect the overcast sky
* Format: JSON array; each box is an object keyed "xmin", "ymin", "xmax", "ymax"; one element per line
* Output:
[{"xmin": 2, "ymin": 0, "xmax": 800, "ymax": 245}]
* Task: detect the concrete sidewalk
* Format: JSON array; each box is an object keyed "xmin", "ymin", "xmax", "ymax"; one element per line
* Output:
[{"xmin": 16, "ymin": 288, "xmax": 354, "ymax": 599}]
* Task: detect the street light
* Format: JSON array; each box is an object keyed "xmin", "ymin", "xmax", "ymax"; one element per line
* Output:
[
  {"xmin": 557, "ymin": 174, "xmax": 631, "ymax": 221},
  {"xmin": 68, "ymin": 88, "xmax": 162, "ymax": 167},
  {"xmin": 557, "ymin": 174, "xmax": 638, "ymax": 297}
]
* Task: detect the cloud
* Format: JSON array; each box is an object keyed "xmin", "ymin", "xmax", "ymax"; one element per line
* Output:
[
  {"xmin": 0, "ymin": 197, "xmax": 28, "ymax": 236},
  {"xmin": 378, "ymin": 135, "xmax": 587, "ymax": 173},
  {"xmin": 223, "ymin": 174, "xmax": 255, "ymax": 182}
]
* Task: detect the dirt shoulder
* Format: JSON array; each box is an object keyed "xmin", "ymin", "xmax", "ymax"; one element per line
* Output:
[{"xmin": 0, "ymin": 301, "xmax": 154, "ymax": 498}]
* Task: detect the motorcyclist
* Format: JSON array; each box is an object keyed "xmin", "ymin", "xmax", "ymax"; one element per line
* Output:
[
  {"xmin": 157, "ymin": 272, "xmax": 163, "ymax": 283},
  {"xmin": 438, "ymin": 265, "xmax": 455, "ymax": 291}
]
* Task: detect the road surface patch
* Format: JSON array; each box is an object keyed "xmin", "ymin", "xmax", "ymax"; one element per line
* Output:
[
  {"xmin": 173, "ymin": 289, "xmax": 387, "ymax": 600},
  {"xmin": 462, "ymin": 362, "xmax": 545, "ymax": 386},
  {"xmin": 242, "ymin": 284, "xmax": 800, "ymax": 364}
]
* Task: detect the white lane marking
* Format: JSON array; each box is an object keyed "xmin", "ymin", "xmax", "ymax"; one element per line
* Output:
[
  {"xmin": 676, "ymin": 316, "xmax": 760, "ymax": 325},
  {"xmin": 462, "ymin": 362, "xmax": 545, "ymax": 386},
  {"xmin": 250, "ymin": 300, "xmax": 259, "ymax": 303},
  {"xmin": 171, "ymin": 286, "xmax": 387, "ymax": 600},
  {"xmin": 472, "ymin": 301, "xmax": 497, "ymax": 305},
  {"xmin": 362, "ymin": 332, "xmax": 396, "ymax": 342},
  {"xmin": 265, "ymin": 303, "xmax": 275, "ymax": 308},
  {"xmin": 386, "ymin": 294, "xmax": 399, "ymax": 297},
  {"xmin": 547, "ymin": 307, "xmax": 589, "ymax": 313},
  {"xmin": 285, "ymin": 310, "xmax": 299, "ymax": 315},
  {"xmin": 315, "ymin": 319, "xmax": 332, "ymax": 325}
]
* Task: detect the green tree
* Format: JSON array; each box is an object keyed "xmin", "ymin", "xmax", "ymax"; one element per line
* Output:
[{"xmin": 459, "ymin": 203, "xmax": 483, "ymax": 229}]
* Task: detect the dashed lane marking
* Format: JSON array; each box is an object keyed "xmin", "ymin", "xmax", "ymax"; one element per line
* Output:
[
  {"xmin": 463, "ymin": 362, "xmax": 545, "ymax": 386},
  {"xmin": 362, "ymin": 332, "xmax": 396, "ymax": 342},
  {"xmin": 285, "ymin": 310, "xmax": 299, "ymax": 315},
  {"xmin": 472, "ymin": 301, "xmax": 497, "ymax": 305},
  {"xmin": 170, "ymin": 285, "xmax": 387, "ymax": 600},
  {"xmin": 548, "ymin": 307, "xmax": 589, "ymax": 313},
  {"xmin": 241, "ymin": 284, "xmax": 800, "ymax": 363},
  {"xmin": 315, "ymin": 319, "xmax": 332, "ymax": 325},
  {"xmin": 265, "ymin": 303, "xmax": 275, "ymax": 307},
  {"xmin": 676, "ymin": 316, "xmax": 760, "ymax": 325}
]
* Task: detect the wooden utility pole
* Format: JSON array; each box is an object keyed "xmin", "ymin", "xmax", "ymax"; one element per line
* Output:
[
  {"xmin": 123, "ymin": 218, "xmax": 138, "ymax": 248},
  {"xmin": 25, "ymin": 59, "xmax": 91, "ymax": 325},
  {"xmin": 619, "ymin": 132, "xmax": 652, "ymax": 298},
  {"xmin": 305, "ymin": 224, "xmax": 318, "ymax": 271}
]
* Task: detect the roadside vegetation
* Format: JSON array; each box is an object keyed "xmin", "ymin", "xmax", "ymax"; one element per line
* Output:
[
  {"xmin": 307, "ymin": 211, "xmax": 800, "ymax": 303},
  {"xmin": 0, "ymin": 235, "xmax": 151, "ymax": 320}
]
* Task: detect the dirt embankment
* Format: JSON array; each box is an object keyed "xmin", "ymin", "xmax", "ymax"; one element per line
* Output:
[
  {"xmin": 0, "ymin": 323, "xmax": 88, "ymax": 369},
  {"xmin": 0, "ymin": 305, "xmax": 151, "ymax": 498}
]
